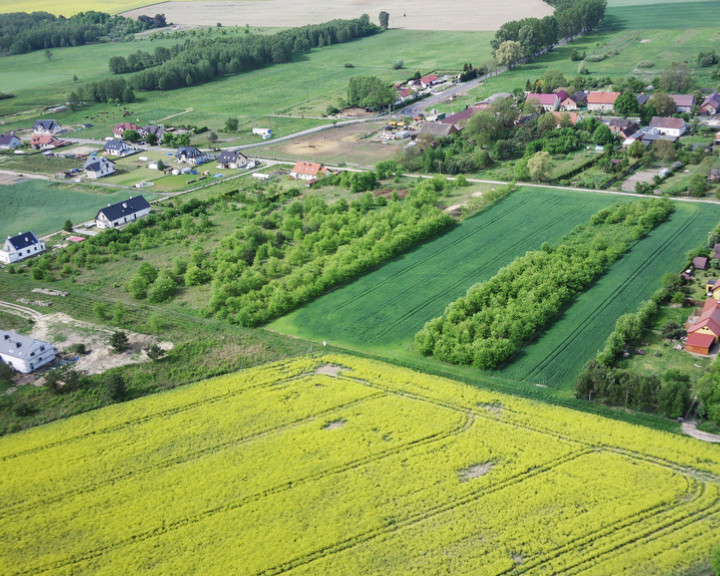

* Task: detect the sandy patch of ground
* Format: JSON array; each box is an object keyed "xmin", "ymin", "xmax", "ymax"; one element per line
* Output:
[
  {"xmin": 315, "ymin": 363, "xmax": 349, "ymax": 377},
  {"xmin": 458, "ymin": 461, "xmax": 494, "ymax": 481},
  {"xmin": 121, "ymin": 0, "xmax": 554, "ymax": 31},
  {"xmin": 64, "ymin": 145, "xmax": 101, "ymax": 156},
  {"xmin": 622, "ymin": 168, "xmax": 659, "ymax": 192},
  {"xmin": 640, "ymin": 39, "xmax": 651, "ymax": 43},
  {"xmin": 0, "ymin": 173, "xmax": 21, "ymax": 185},
  {"xmin": 324, "ymin": 419, "xmax": 346, "ymax": 430}
]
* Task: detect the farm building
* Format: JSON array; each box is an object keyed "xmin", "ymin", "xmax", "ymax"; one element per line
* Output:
[
  {"xmin": 670, "ymin": 94, "xmax": 694, "ymax": 114},
  {"xmin": 0, "ymin": 231, "xmax": 45, "ymax": 264},
  {"xmin": 700, "ymin": 91, "xmax": 720, "ymax": 116},
  {"xmin": 176, "ymin": 147, "xmax": 208, "ymax": 166},
  {"xmin": 525, "ymin": 93, "xmax": 559, "ymax": 112},
  {"xmin": 217, "ymin": 150, "xmax": 249, "ymax": 169},
  {"xmin": 587, "ymin": 91, "xmax": 620, "ymax": 112},
  {"xmin": 685, "ymin": 332, "xmax": 715, "ymax": 355},
  {"xmin": 560, "ymin": 91, "xmax": 587, "ymax": 110},
  {"xmin": 649, "ymin": 116, "xmax": 687, "ymax": 138},
  {"xmin": 686, "ymin": 299, "xmax": 720, "ymax": 349},
  {"xmin": 290, "ymin": 161, "xmax": 327, "ymax": 181},
  {"xmin": 96, "ymin": 196, "xmax": 151, "ymax": 229},
  {"xmin": 29, "ymin": 134, "xmax": 67, "ymax": 150},
  {"xmin": 694, "ymin": 256, "xmax": 709, "ymax": 270},
  {"xmin": 104, "ymin": 140, "xmax": 134, "ymax": 157},
  {"xmin": 0, "ymin": 132, "xmax": 21, "ymax": 150},
  {"xmin": 113, "ymin": 123, "xmax": 144, "ymax": 139},
  {"xmin": 420, "ymin": 122, "xmax": 459, "ymax": 137},
  {"xmin": 0, "ymin": 330, "xmax": 56, "ymax": 374},
  {"xmin": 33, "ymin": 119, "xmax": 61, "ymax": 135},
  {"xmin": 83, "ymin": 157, "xmax": 116, "ymax": 179}
]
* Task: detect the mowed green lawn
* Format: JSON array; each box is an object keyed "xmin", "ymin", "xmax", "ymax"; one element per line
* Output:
[
  {"xmin": 602, "ymin": 0, "xmax": 720, "ymax": 30},
  {"xmin": 0, "ymin": 179, "xmax": 158, "ymax": 238},
  {"xmin": 270, "ymin": 190, "xmax": 720, "ymax": 393}
]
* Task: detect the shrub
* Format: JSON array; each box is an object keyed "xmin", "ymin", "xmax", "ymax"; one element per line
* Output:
[
  {"xmin": 105, "ymin": 373, "xmax": 126, "ymax": 402},
  {"xmin": 109, "ymin": 331, "xmax": 129, "ymax": 352},
  {"xmin": 637, "ymin": 60, "xmax": 654, "ymax": 68}
]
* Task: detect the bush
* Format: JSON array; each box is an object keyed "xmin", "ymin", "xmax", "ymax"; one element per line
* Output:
[
  {"xmin": 637, "ymin": 60, "xmax": 654, "ymax": 68},
  {"xmin": 146, "ymin": 343, "xmax": 166, "ymax": 361},
  {"xmin": 105, "ymin": 373, "xmax": 126, "ymax": 402},
  {"xmin": 109, "ymin": 331, "xmax": 129, "ymax": 352},
  {"xmin": 146, "ymin": 275, "xmax": 177, "ymax": 303}
]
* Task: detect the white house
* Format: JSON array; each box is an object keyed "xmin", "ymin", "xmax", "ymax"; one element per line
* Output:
[
  {"xmin": 217, "ymin": 150, "xmax": 248, "ymax": 169},
  {"xmin": 104, "ymin": 139, "xmax": 134, "ymax": 157},
  {"xmin": 252, "ymin": 128, "xmax": 272, "ymax": 139},
  {"xmin": 587, "ymin": 91, "xmax": 620, "ymax": 113},
  {"xmin": 176, "ymin": 146, "xmax": 208, "ymax": 166},
  {"xmin": 525, "ymin": 93, "xmax": 560, "ymax": 112},
  {"xmin": 0, "ymin": 132, "xmax": 21, "ymax": 150},
  {"xmin": 0, "ymin": 330, "xmax": 56, "ymax": 374},
  {"xmin": 649, "ymin": 116, "xmax": 687, "ymax": 138},
  {"xmin": 83, "ymin": 156, "xmax": 116, "ymax": 179},
  {"xmin": 290, "ymin": 161, "xmax": 327, "ymax": 181},
  {"xmin": 33, "ymin": 119, "xmax": 62, "ymax": 135},
  {"xmin": 96, "ymin": 196, "xmax": 151, "ymax": 229},
  {"xmin": 0, "ymin": 231, "xmax": 45, "ymax": 264}
]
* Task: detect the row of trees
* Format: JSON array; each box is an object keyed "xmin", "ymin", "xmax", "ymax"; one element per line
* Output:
[
  {"xmin": 0, "ymin": 11, "xmax": 166, "ymax": 55},
  {"xmin": 128, "ymin": 17, "xmax": 380, "ymax": 91},
  {"xmin": 415, "ymin": 199, "xmax": 673, "ymax": 369},
  {"xmin": 109, "ymin": 46, "xmax": 173, "ymax": 74}
]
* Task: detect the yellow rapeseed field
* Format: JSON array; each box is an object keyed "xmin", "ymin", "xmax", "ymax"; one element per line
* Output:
[
  {"xmin": 1, "ymin": 354, "xmax": 719, "ymax": 575},
  {"xmin": 0, "ymin": 0, "xmax": 161, "ymax": 16}
]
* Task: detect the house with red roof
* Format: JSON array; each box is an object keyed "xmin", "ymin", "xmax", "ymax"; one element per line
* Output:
[
  {"xmin": 700, "ymin": 91, "xmax": 720, "ymax": 116},
  {"xmin": 669, "ymin": 94, "xmax": 694, "ymax": 114},
  {"xmin": 113, "ymin": 123, "xmax": 145, "ymax": 140},
  {"xmin": 419, "ymin": 74, "xmax": 440, "ymax": 89},
  {"xmin": 290, "ymin": 161, "xmax": 327, "ymax": 181},
  {"xmin": 649, "ymin": 116, "xmax": 687, "ymax": 138},
  {"xmin": 685, "ymin": 298, "xmax": 720, "ymax": 354},
  {"xmin": 29, "ymin": 134, "xmax": 67, "ymax": 150},
  {"xmin": 551, "ymin": 111, "xmax": 579, "ymax": 125},
  {"xmin": 560, "ymin": 91, "xmax": 587, "ymax": 111},
  {"xmin": 525, "ymin": 93, "xmax": 559, "ymax": 112},
  {"xmin": 587, "ymin": 91, "xmax": 620, "ymax": 112}
]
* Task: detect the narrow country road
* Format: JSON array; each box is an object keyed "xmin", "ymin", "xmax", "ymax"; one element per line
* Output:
[{"xmin": 681, "ymin": 420, "xmax": 720, "ymax": 443}]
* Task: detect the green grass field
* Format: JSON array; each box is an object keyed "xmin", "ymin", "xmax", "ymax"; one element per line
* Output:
[
  {"xmin": 602, "ymin": 0, "xmax": 720, "ymax": 31},
  {"xmin": 2, "ymin": 354, "xmax": 719, "ymax": 576},
  {"xmin": 0, "ymin": 179, "xmax": 159, "ymax": 238},
  {"xmin": 270, "ymin": 190, "xmax": 720, "ymax": 392}
]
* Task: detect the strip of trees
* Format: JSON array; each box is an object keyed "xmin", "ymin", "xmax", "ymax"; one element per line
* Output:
[
  {"xmin": 415, "ymin": 199, "xmax": 673, "ymax": 369},
  {"xmin": 0, "ymin": 11, "xmax": 166, "ymax": 55}
]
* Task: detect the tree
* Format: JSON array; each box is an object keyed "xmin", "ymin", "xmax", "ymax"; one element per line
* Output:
[
  {"xmin": 208, "ymin": 131, "xmax": 218, "ymax": 146},
  {"xmin": 109, "ymin": 331, "xmax": 129, "ymax": 353},
  {"xmin": 63, "ymin": 219, "xmax": 73, "ymax": 232},
  {"xmin": 659, "ymin": 62, "xmax": 692, "ymax": 92},
  {"xmin": 146, "ymin": 343, "xmax": 166, "ymax": 361},
  {"xmin": 379, "ymin": 11, "xmax": 389, "ymax": 29},
  {"xmin": 105, "ymin": 373, "xmax": 126, "ymax": 402},
  {"xmin": 712, "ymin": 544, "xmax": 720, "ymax": 576},
  {"xmin": 593, "ymin": 124, "xmax": 613, "ymax": 146},
  {"xmin": 627, "ymin": 140, "xmax": 645, "ymax": 159},
  {"xmin": 527, "ymin": 150, "xmax": 552, "ymax": 182},
  {"xmin": 145, "ymin": 132, "xmax": 158, "ymax": 146},
  {"xmin": 658, "ymin": 370, "xmax": 691, "ymax": 419},
  {"xmin": 660, "ymin": 321, "xmax": 685, "ymax": 340},
  {"xmin": 650, "ymin": 93, "xmax": 676, "ymax": 116},
  {"xmin": 123, "ymin": 129, "xmax": 141, "ymax": 143},
  {"xmin": 614, "ymin": 92, "xmax": 640, "ymax": 117},
  {"xmin": 346, "ymin": 76, "xmax": 395, "ymax": 110},
  {"xmin": 653, "ymin": 139, "xmax": 676, "ymax": 164},
  {"xmin": 147, "ymin": 275, "xmax": 177, "ymax": 303},
  {"xmin": 225, "ymin": 117, "xmax": 239, "ymax": 132},
  {"xmin": 465, "ymin": 111, "xmax": 498, "ymax": 146},
  {"xmin": 93, "ymin": 302, "xmax": 109, "ymax": 320},
  {"xmin": 688, "ymin": 173, "xmax": 708, "ymax": 197},
  {"xmin": 495, "ymin": 40, "xmax": 523, "ymax": 69},
  {"xmin": 0, "ymin": 361, "xmax": 14, "ymax": 389},
  {"xmin": 44, "ymin": 49, "xmax": 53, "ymax": 61}
]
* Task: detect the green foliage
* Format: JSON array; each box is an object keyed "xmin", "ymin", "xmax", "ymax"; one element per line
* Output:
[
  {"xmin": 712, "ymin": 543, "xmax": 720, "ymax": 575},
  {"xmin": 105, "ymin": 373, "xmax": 126, "ymax": 402},
  {"xmin": 146, "ymin": 344, "xmax": 165, "ymax": 361},
  {"xmin": 614, "ymin": 92, "xmax": 640, "ymax": 117},
  {"xmin": 527, "ymin": 150, "xmax": 552, "ymax": 182},
  {"xmin": 416, "ymin": 200, "xmax": 673, "ymax": 369},
  {"xmin": 593, "ymin": 124, "xmax": 613, "ymax": 146},
  {"xmin": 146, "ymin": 274, "xmax": 177, "ymax": 304},
  {"xmin": 109, "ymin": 331, "xmax": 129, "ymax": 353},
  {"xmin": 63, "ymin": 219, "xmax": 73, "ymax": 233},
  {"xmin": 698, "ymin": 363, "xmax": 720, "ymax": 426},
  {"xmin": 346, "ymin": 76, "xmax": 395, "ymax": 110},
  {"xmin": 225, "ymin": 117, "xmax": 238, "ymax": 132},
  {"xmin": 657, "ymin": 370, "xmax": 691, "ymax": 419},
  {"xmin": 0, "ymin": 362, "xmax": 14, "ymax": 390}
]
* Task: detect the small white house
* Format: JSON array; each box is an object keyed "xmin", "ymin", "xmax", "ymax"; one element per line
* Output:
[
  {"xmin": 0, "ymin": 132, "xmax": 21, "ymax": 150},
  {"xmin": 33, "ymin": 119, "xmax": 62, "ymax": 135},
  {"xmin": 217, "ymin": 150, "xmax": 249, "ymax": 169},
  {"xmin": 104, "ymin": 139, "xmax": 134, "ymax": 157},
  {"xmin": 0, "ymin": 330, "xmax": 56, "ymax": 374},
  {"xmin": 96, "ymin": 196, "xmax": 151, "ymax": 229},
  {"xmin": 649, "ymin": 116, "xmax": 687, "ymax": 138},
  {"xmin": 0, "ymin": 231, "xmax": 45, "ymax": 264},
  {"xmin": 176, "ymin": 146, "xmax": 208, "ymax": 166},
  {"xmin": 83, "ymin": 156, "xmax": 116, "ymax": 179}
]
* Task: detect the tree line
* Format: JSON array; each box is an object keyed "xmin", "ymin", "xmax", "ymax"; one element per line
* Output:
[
  {"xmin": 415, "ymin": 199, "xmax": 673, "ymax": 369},
  {"xmin": 0, "ymin": 11, "xmax": 166, "ymax": 55},
  {"xmin": 127, "ymin": 16, "xmax": 379, "ymax": 91}
]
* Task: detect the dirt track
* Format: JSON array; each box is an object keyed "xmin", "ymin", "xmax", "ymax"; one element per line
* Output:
[{"xmin": 122, "ymin": 0, "xmax": 553, "ymax": 31}]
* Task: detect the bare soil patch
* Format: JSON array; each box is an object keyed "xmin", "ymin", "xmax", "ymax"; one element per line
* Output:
[
  {"xmin": 122, "ymin": 0, "xmax": 553, "ymax": 31},
  {"xmin": 458, "ymin": 461, "xmax": 494, "ymax": 482},
  {"xmin": 622, "ymin": 168, "xmax": 659, "ymax": 192},
  {"xmin": 315, "ymin": 363, "xmax": 349, "ymax": 377},
  {"xmin": 323, "ymin": 419, "xmax": 346, "ymax": 430},
  {"xmin": 0, "ymin": 173, "xmax": 20, "ymax": 185}
]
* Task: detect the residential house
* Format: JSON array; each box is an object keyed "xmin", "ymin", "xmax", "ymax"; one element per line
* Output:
[
  {"xmin": 636, "ymin": 93, "xmax": 652, "ymax": 107},
  {"xmin": 216, "ymin": 150, "xmax": 249, "ymax": 169},
  {"xmin": 0, "ymin": 231, "xmax": 45, "ymax": 264},
  {"xmin": 104, "ymin": 139, "xmax": 134, "ymax": 157},
  {"xmin": 602, "ymin": 117, "xmax": 638, "ymax": 137},
  {"xmin": 587, "ymin": 91, "xmax": 620, "ymax": 112},
  {"xmin": 709, "ymin": 169, "xmax": 720, "ymax": 184},
  {"xmin": 649, "ymin": 116, "xmax": 687, "ymax": 138},
  {"xmin": 700, "ymin": 91, "xmax": 720, "ymax": 116},
  {"xmin": 560, "ymin": 91, "xmax": 587, "ymax": 111},
  {"xmin": 113, "ymin": 123, "xmax": 144, "ymax": 140},
  {"xmin": 176, "ymin": 146, "xmax": 208, "ymax": 166},
  {"xmin": 143, "ymin": 124, "xmax": 164, "ymax": 144},
  {"xmin": 715, "ymin": 131, "xmax": 720, "ymax": 146},
  {"xmin": 96, "ymin": 195, "xmax": 151, "ymax": 229},
  {"xmin": 289, "ymin": 161, "xmax": 327, "ymax": 181},
  {"xmin": 670, "ymin": 94, "xmax": 694, "ymax": 114},
  {"xmin": 525, "ymin": 93, "xmax": 559, "ymax": 112},
  {"xmin": 555, "ymin": 89, "xmax": 569, "ymax": 103},
  {"xmin": 551, "ymin": 111, "xmax": 579, "ymax": 126},
  {"xmin": 713, "ymin": 243, "xmax": 720, "ymax": 259},
  {"xmin": 83, "ymin": 156, "xmax": 116, "ymax": 179},
  {"xmin": 440, "ymin": 105, "xmax": 488, "ymax": 127},
  {"xmin": 419, "ymin": 74, "xmax": 440, "ymax": 89},
  {"xmin": 623, "ymin": 125, "xmax": 678, "ymax": 146},
  {"xmin": 685, "ymin": 298, "xmax": 720, "ymax": 354},
  {"xmin": 33, "ymin": 119, "xmax": 61, "ymax": 135},
  {"xmin": 29, "ymin": 134, "xmax": 67, "ymax": 150},
  {"xmin": 0, "ymin": 132, "xmax": 21, "ymax": 150},
  {"xmin": 0, "ymin": 330, "xmax": 56, "ymax": 374}
]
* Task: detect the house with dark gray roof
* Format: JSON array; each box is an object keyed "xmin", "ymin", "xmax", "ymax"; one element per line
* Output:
[
  {"xmin": 0, "ymin": 330, "xmax": 56, "ymax": 374},
  {"xmin": 176, "ymin": 146, "xmax": 208, "ymax": 166},
  {"xmin": 83, "ymin": 156, "xmax": 116, "ymax": 179},
  {"xmin": 0, "ymin": 231, "xmax": 45, "ymax": 264},
  {"xmin": 217, "ymin": 150, "xmax": 249, "ymax": 169},
  {"xmin": 143, "ymin": 124, "xmax": 164, "ymax": 143},
  {"xmin": 33, "ymin": 119, "xmax": 61, "ymax": 135},
  {"xmin": 96, "ymin": 196, "xmax": 151, "ymax": 229},
  {"xmin": 0, "ymin": 132, "xmax": 21, "ymax": 150},
  {"xmin": 104, "ymin": 139, "xmax": 134, "ymax": 157},
  {"xmin": 701, "ymin": 91, "xmax": 720, "ymax": 116}
]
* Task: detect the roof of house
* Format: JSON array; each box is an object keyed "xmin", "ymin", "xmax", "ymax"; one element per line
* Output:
[
  {"xmin": 587, "ymin": 91, "xmax": 620, "ymax": 105},
  {"xmin": 144, "ymin": 124, "xmax": 164, "ymax": 137},
  {"xmin": 713, "ymin": 243, "xmax": 720, "ymax": 255},
  {"xmin": 420, "ymin": 74, "xmax": 439, "ymax": 84},
  {"xmin": 0, "ymin": 132, "xmax": 19, "ymax": 146},
  {"xmin": 569, "ymin": 91, "xmax": 588, "ymax": 104},
  {"xmin": 176, "ymin": 146, "xmax": 204, "ymax": 158},
  {"xmin": 114, "ymin": 123, "xmax": 141, "ymax": 133},
  {"xmin": 218, "ymin": 150, "xmax": 247, "ymax": 164},
  {"xmin": 84, "ymin": 156, "xmax": 114, "ymax": 172},
  {"xmin": 440, "ymin": 105, "xmax": 487, "ymax": 125},
  {"xmin": 650, "ymin": 116, "xmax": 686, "ymax": 130},
  {"xmin": 688, "ymin": 299, "xmax": 720, "ymax": 336},
  {"xmin": 291, "ymin": 161, "xmax": 325, "ymax": 176},
  {"xmin": 670, "ymin": 94, "xmax": 694, "ymax": 107},
  {"xmin": 398, "ymin": 88, "xmax": 414, "ymax": 98},
  {"xmin": 33, "ymin": 119, "xmax": 58, "ymax": 131},
  {"xmin": 636, "ymin": 93, "xmax": 652, "ymax": 106},
  {"xmin": 104, "ymin": 139, "xmax": 130, "ymax": 151},
  {"xmin": 0, "ymin": 330, "xmax": 52, "ymax": 361},
  {"xmin": 686, "ymin": 332, "xmax": 715, "ymax": 350},
  {"xmin": 5, "ymin": 231, "xmax": 40, "ymax": 251},
  {"xmin": 551, "ymin": 111, "xmax": 579, "ymax": 125},
  {"xmin": 526, "ymin": 93, "xmax": 558, "ymax": 106},
  {"xmin": 694, "ymin": 256, "xmax": 709, "ymax": 268},
  {"xmin": 420, "ymin": 122, "xmax": 458, "ymax": 137},
  {"xmin": 555, "ymin": 89, "xmax": 569, "ymax": 101},
  {"xmin": 603, "ymin": 117, "xmax": 633, "ymax": 129},
  {"xmin": 30, "ymin": 134, "xmax": 59, "ymax": 146},
  {"xmin": 97, "ymin": 196, "xmax": 151, "ymax": 221},
  {"xmin": 701, "ymin": 91, "xmax": 720, "ymax": 109}
]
